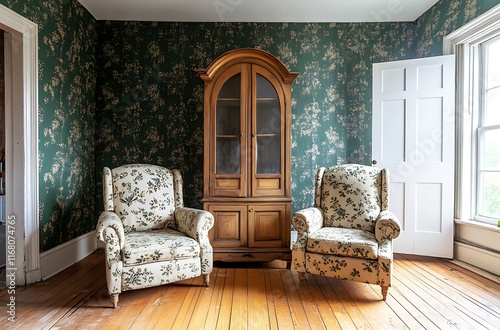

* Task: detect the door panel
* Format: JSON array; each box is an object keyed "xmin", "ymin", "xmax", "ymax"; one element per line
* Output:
[
  {"xmin": 207, "ymin": 204, "xmax": 247, "ymax": 248},
  {"xmin": 416, "ymin": 97, "xmax": 444, "ymax": 162},
  {"xmin": 373, "ymin": 55, "xmax": 455, "ymax": 258},
  {"xmin": 248, "ymin": 204, "xmax": 288, "ymax": 248},
  {"xmin": 381, "ymin": 99, "xmax": 406, "ymax": 162}
]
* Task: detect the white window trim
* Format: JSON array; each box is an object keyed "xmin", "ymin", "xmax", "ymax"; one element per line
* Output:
[{"xmin": 444, "ymin": 4, "xmax": 500, "ymax": 225}]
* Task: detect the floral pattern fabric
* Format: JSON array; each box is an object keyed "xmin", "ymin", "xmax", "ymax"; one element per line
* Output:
[
  {"xmin": 96, "ymin": 164, "xmax": 214, "ymax": 304},
  {"xmin": 110, "ymin": 164, "xmax": 180, "ymax": 232},
  {"xmin": 122, "ymin": 229, "xmax": 200, "ymax": 266},
  {"xmin": 307, "ymin": 227, "xmax": 379, "ymax": 259},
  {"xmin": 292, "ymin": 164, "xmax": 400, "ymax": 300},
  {"xmin": 122, "ymin": 258, "xmax": 201, "ymax": 291},
  {"xmin": 319, "ymin": 164, "xmax": 384, "ymax": 231}
]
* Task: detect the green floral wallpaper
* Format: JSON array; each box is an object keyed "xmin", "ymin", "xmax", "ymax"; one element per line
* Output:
[
  {"xmin": 1, "ymin": 0, "xmax": 499, "ymax": 253},
  {"xmin": 95, "ymin": 22, "xmax": 415, "ymax": 213},
  {"xmin": 1, "ymin": 0, "xmax": 97, "ymax": 252},
  {"xmin": 415, "ymin": 0, "xmax": 500, "ymax": 57}
]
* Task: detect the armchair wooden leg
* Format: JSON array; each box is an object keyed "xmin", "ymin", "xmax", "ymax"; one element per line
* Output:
[
  {"xmin": 381, "ymin": 285, "xmax": 389, "ymax": 301},
  {"xmin": 111, "ymin": 294, "xmax": 119, "ymax": 308},
  {"xmin": 298, "ymin": 272, "xmax": 306, "ymax": 285},
  {"xmin": 202, "ymin": 274, "xmax": 210, "ymax": 287}
]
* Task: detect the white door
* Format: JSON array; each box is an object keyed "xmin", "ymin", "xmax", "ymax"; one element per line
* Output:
[{"xmin": 372, "ymin": 55, "xmax": 455, "ymax": 258}]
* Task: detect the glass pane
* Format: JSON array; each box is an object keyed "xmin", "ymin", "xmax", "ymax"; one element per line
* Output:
[
  {"xmin": 256, "ymin": 136, "xmax": 280, "ymax": 174},
  {"xmin": 256, "ymin": 74, "xmax": 281, "ymax": 175},
  {"xmin": 218, "ymin": 74, "xmax": 240, "ymax": 98},
  {"xmin": 216, "ymin": 74, "xmax": 241, "ymax": 174},
  {"xmin": 256, "ymin": 74, "xmax": 280, "ymax": 135},
  {"xmin": 216, "ymin": 100, "xmax": 240, "ymax": 135},
  {"xmin": 257, "ymin": 101, "xmax": 281, "ymax": 134},
  {"xmin": 216, "ymin": 74, "xmax": 241, "ymax": 135},
  {"xmin": 216, "ymin": 137, "xmax": 240, "ymax": 174},
  {"xmin": 486, "ymin": 39, "xmax": 500, "ymax": 88},
  {"xmin": 257, "ymin": 74, "xmax": 277, "ymax": 98},
  {"xmin": 483, "ymin": 129, "xmax": 500, "ymax": 169},
  {"xmin": 480, "ymin": 172, "xmax": 500, "ymax": 218},
  {"xmin": 484, "ymin": 87, "xmax": 500, "ymax": 126}
]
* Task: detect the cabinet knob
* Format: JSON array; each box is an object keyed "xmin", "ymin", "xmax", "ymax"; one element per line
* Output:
[
  {"xmin": 372, "ymin": 160, "xmax": 377, "ymax": 165},
  {"xmin": 240, "ymin": 133, "xmax": 244, "ymax": 136},
  {"xmin": 249, "ymin": 209, "xmax": 253, "ymax": 212}
]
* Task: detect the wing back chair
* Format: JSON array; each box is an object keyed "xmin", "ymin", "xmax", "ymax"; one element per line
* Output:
[
  {"xmin": 96, "ymin": 164, "xmax": 214, "ymax": 308},
  {"xmin": 292, "ymin": 164, "xmax": 401, "ymax": 300}
]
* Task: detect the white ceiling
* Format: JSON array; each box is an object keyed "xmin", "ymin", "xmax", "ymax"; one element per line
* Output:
[{"xmin": 77, "ymin": 0, "xmax": 440, "ymax": 22}]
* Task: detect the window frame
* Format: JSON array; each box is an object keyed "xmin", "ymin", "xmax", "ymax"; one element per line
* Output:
[
  {"xmin": 444, "ymin": 4, "xmax": 500, "ymax": 226},
  {"xmin": 474, "ymin": 36, "xmax": 500, "ymax": 224}
]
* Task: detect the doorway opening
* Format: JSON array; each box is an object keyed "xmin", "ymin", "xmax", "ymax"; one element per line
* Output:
[{"xmin": 0, "ymin": 5, "xmax": 40, "ymax": 286}]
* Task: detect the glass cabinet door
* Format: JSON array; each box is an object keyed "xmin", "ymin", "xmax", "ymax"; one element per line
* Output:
[
  {"xmin": 211, "ymin": 66, "xmax": 248, "ymax": 198},
  {"xmin": 216, "ymin": 74, "xmax": 241, "ymax": 175},
  {"xmin": 255, "ymin": 74, "xmax": 281, "ymax": 174},
  {"xmin": 252, "ymin": 68, "xmax": 285, "ymax": 196}
]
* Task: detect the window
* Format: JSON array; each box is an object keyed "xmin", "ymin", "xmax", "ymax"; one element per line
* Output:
[
  {"xmin": 475, "ymin": 36, "xmax": 500, "ymax": 224},
  {"xmin": 444, "ymin": 4, "xmax": 500, "ymax": 226}
]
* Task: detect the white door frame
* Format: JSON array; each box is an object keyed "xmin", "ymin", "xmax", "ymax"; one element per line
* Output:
[{"xmin": 1, "ymin": 4, "xmax": 40, "ymax": 285}]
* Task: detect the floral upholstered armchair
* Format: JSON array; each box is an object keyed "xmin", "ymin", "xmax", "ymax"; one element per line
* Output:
[
  {"xmin": 96, "ymin": 164, "xmax": 214, "ymax": 308},
  {"xmin": 292, "ymin": 164, "xmax": 401, "ymax": 300}
]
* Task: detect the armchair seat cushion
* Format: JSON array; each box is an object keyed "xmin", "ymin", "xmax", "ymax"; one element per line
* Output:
[
  {"xmin": 307, "ymin": 227, "xmax": 379, "ymax": 259},
  {"xmin": 123, "ymin": 228, "xmax": 200, "ymax": 266}
]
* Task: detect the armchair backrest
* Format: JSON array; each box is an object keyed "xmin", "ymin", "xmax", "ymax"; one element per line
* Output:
[
  {"xmin": 314, "ymin": 164, "xmax": 388, "ymax": 232},
  {"xmin": 102, "ymin": 164, "xmax": 184, "ymax": 233}
]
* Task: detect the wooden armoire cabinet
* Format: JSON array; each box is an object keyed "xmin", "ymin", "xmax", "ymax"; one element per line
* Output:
[{"xmin": 196, "ymin": 48, "xmax": 298, "ymax": 265}]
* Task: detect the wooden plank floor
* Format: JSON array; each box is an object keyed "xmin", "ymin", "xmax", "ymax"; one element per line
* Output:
[{"xmin": 1, "ymin": 250, "xmax": 499, "ymax": 329}]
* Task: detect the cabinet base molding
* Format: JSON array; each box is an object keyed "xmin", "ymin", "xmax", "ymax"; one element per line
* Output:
[{"xmin": 213, "ymin": 250, "xmax": 291, "ymax": 267}]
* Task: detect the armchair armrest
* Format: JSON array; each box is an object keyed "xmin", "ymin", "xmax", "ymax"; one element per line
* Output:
[
  {"xmin": 291, "ymin": 207, "xmax": 323, "ymax": 273},
  {"xmin": 375, "ymin": 210, "xmax": 401, "ymax": 242},
  {"xmin": 96, "ymin": 211, "xmax": 125, "ymax": 249},
  {"xmin": 292, "ymin": 207, "xmax": 323, "ymax": 235},
  {"xmin": 175, "ymin": 207, "xmax": 214, "ymax": 241},
  {"xmin": 175, "ymin": 207, "xmax": 214, "ymax": 275}
]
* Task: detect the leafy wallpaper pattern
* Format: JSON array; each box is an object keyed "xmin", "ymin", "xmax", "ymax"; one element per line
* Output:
[
  {"xmin": 0, "ymin": 0, "xmax": 499, "ymax": 252},
  {"xmin": 96, "ymin": 21, "xmax": 415, "ymax": 214},
  {"xmin": 1, "ymin": 0, "xmax": 97, "ymax": 252}
]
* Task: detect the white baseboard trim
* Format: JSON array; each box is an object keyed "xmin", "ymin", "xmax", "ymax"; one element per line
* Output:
[
  {"xmin": 40, "ymin": 230, "xmax": 97, "ymax": 280},
  {"xmin": 453, "ymin": 241, "xmax": 500, "ymax": 280}
]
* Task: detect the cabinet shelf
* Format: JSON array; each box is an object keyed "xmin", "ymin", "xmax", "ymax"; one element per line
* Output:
[{"xmin": 256, "ymin": 133, "xmax": 279, "ymax": 137}]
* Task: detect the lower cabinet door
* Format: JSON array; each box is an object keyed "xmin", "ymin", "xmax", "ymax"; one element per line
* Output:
[
  {"xmin": 206, "ymin": 202, "xmax": 290, "ymax": 251},
  {"xmin": 206, "ymin": 204, "xmax": 247, "ymax": 248},
  {"xmin": 248, "ymin": 204, "xmax": 289, "ymax": 248}
]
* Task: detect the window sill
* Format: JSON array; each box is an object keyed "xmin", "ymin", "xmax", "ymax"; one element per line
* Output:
[{"xmin": 454, "ymin": 218, "xmax": 500, "ymax": 233}]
